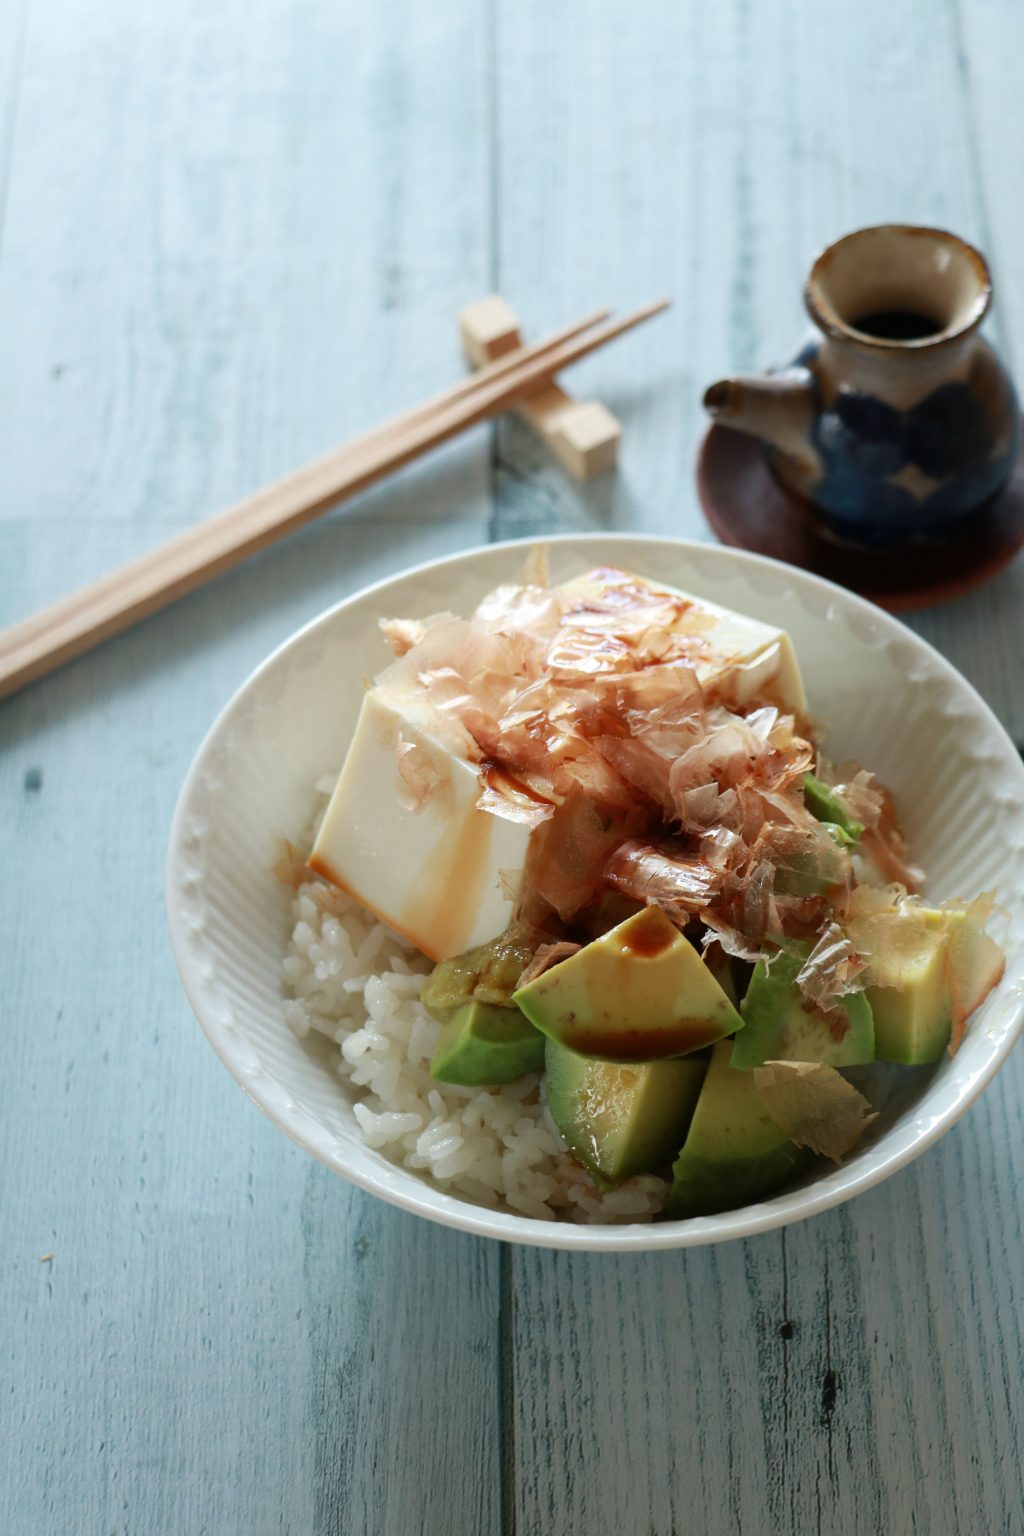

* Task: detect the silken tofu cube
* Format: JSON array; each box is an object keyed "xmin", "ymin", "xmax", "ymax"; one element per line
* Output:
[{"xmin": 310, "ymin": 691, "xmax": 531, "ymax": 961}]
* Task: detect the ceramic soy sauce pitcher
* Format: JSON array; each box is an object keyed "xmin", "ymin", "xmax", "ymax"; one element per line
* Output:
[{"xmin": 704, "ymin": 225, "xmax": 1020, "ymax": 547}]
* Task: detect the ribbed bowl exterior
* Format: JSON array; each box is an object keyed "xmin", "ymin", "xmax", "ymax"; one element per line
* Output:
[{"xmin": 167, "ymin": 536, "xmax": 1024, "ymax": 1250}]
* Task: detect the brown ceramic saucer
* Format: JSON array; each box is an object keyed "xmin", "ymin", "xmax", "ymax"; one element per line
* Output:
[{"xmin": 697, "ymin": 422, "xmax": 1024, "ymax": 612}]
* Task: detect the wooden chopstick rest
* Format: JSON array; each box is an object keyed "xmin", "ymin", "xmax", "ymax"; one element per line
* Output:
[{"xmin": 459, "ymin": 296, "xmax": 622, "ymax": 480}]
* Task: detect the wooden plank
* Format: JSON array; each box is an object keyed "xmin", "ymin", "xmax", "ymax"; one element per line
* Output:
[
  {"xmin": 946, "ymin": 0, "xmax": 1023, "ymax": 363},
  {"xmin": 494, "ymin": 4, "xmax": 1024, "ymax": 1534},
  {"xmin": 505, "ymin": 1237, "xmax": 793, "ymax": 1536},
  {"xmin": 909, "ymin": 0, "xmax": 1024, "ymax": 745},
  {"xmin": 5, "ymin": 3, "xmax": 1024, "ymax": 1535},
  {"xmin": 0, "ymin": 303, "xmax": 661, "ymax": 699},
  {"xmin": 775, "ymin": 1109, "xmax": 1024, "ymax": 1536},
  {"xmin": 301, "ymin": 1167, "xmax": 501, "ymax": 1536},
  {"xmin": 490, "ymin": 0, "xmax": 993, "ymax": 546},
  {"xmin": 886, "ymin": 14, "xmax": 1024, "ymax": 1531},
  {"xmin": 0, "ymin": 3, "xmax": 502, "ymax": 1535},
  {"xmin": 0, "ymin": 0, "xmax": 493, "ymax": 541}
]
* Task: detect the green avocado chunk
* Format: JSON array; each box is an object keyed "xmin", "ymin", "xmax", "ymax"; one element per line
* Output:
[
  {"xmin": 704, "ymin": 942, "xmax": 743, "ymax": 1008},
  {"xmin": 803, "ymin": 773, "xmax": 864, "ymax": 842},
  {"xmin": 667, "ymin": 1041, "xmax": 812, "ymax": 1218},
  {"xmin": 730, "ymin": 943, "xmax": 875, "ymax": 1070},
  {"xmin": 865, "ymin": 907, "xmax": 957, "ymax": 1064},
  {"xmin": 514, "ymin": 906, "xmax": 745, "ymax": 1063},
  {"xmin": 421, "ymin": 929, "xmax": 537, "ymax": 1017},
  {"xmin": 430, "ymin": 999, "xmax": 546, "ymax": 1085},
  {"xmin": 545, "ymin": 1038, "xmax": 706, "ymax": 1186}
]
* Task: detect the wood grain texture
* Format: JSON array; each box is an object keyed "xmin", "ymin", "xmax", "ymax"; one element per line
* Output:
[
  {"xmin": 910, "ymin": 0, "xmax": 1024, "ymax": 746},
  {"xmin": 3, "ymin": 2, "xmax": 1024, "ymax": 1535},
  {"xmin": 494, "ymin": 4, "xmax": 1024, "ymax": 1534},
  {"xmin": 0, "ymin": 303, "xmax": 658, "ymax": 698},
  {"xmin": 0, "ymin": 3, "xmax": 501, "ymax": 1534}
]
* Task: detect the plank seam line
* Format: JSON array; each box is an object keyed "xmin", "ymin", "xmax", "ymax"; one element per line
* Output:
[
  {"xmin": 497, "ymin": 1243, "xmax": 517, "ymax": 1536},
  {"xmin": 780, "ymin": 1224, "xmax": 791, "ymax": 1520}
]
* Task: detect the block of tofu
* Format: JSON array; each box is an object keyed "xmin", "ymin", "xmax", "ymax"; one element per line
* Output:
[
  {"xmin": 310, "ymin": 566, "xmax": 810, "ymax": 962},
  {"xmin": 310, "ymin": 692, "xmax": 532, "ymax": 962},
  {"xmin": 557, "ymin": 569, "xmax": 808, "ymax": 716},
  {"xmin": 696, "ymin": 602, "xmax": 806, "ymax": 713}
]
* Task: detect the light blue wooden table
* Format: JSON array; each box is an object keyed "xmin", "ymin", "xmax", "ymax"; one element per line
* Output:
[{"xmin": 4, "ymin": 5, "xmax": 1024, "ymax": 1533}]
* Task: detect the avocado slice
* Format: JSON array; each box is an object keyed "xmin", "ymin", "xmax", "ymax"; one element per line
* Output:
[
  {"xmin": 514, "ymin": 906, "xmax": 744, "ymax": 1062},
  {"xmin": 804, "ymin": 772, "xmax": 864, "ymax": 842},
  {"xmin": 704, "ymin": 942, "xmax": 744, "ymax": 1008},
  {"xmin": 667, "ymin": 1041, "xmax": 812, "ymax": 1217},
  {"xmin": 865, "ymin": 907, "xmax": 955, "ymax": 1064},
  {"xmin": 731, "ymin": 943, "xmax": 874, "ymax": 1070},
  {"xmin": 430, "ymin": 999, "xmax": 546, "ymax": 1085},
  {"xmin": 545, "ymin": 1038, "xmax": 706, "ymax": 1185},
  {"xmin": 860, "ymin": 898, "xmax": 1003, "ymax": 1063}
]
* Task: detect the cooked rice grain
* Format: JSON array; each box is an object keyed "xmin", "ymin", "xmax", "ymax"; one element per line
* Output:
[{"xmin": 281, "ymin": 881, "xmax": 668, "ymax": 1224}]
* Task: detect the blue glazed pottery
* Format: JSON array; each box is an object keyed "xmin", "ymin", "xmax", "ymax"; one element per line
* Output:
[{"xmin": 704, "ymin": 225, "xmax": 1020, "ymax": 547}]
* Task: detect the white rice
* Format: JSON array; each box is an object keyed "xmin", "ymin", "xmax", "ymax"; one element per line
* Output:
[{"xmin": 281, "ymin": 866, "xmax": 669, "ymax": 1224}]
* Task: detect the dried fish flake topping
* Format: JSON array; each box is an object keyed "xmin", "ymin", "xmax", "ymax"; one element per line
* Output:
[
  {"xmin": 395, "ymin": 737, "xmax": 446, "ymax": 813},
  {"xmin": 753, "ymin": 1061, "xmax": 878, "ymax": 1162},
  {"xmin": 944, "ymin": 891, "xmax": 1006, "ymax": 1052},
  {"xmin": 604, "ymin": 839, "xmax": 723, "ymax": 923},
  {"xmin": 374, "ymin": 563, "xmax": 921, "ymax": 946},
  {"xmin": 516, "ymin": 941, "xmax": 582, "ymax": 988},
  {"xmin": 794, "ymin": 922, "xmax": 867, "ymax": 1010}
]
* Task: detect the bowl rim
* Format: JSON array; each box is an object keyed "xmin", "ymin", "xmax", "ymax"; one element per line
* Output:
[{"xmin": 167, "ymin": 532, "xmax": 1024, "ymax": 1251}]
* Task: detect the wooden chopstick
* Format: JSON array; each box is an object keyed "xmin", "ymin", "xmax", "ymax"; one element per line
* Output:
[
  {"xmin": 4, "ymin": 308, "xmax": 612, "ymax": 661},
  {"xmin": 0, "ymin": 299, "xmax": 669, "ymax": 701}
]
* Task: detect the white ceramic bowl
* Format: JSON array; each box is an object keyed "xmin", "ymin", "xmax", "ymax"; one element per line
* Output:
[{"xmin": 167, "ymin": 536, "xmax": 1024, "ymax": 1251}]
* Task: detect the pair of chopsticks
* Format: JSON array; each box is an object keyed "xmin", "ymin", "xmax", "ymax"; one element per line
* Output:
[{"xmin": 0, "ymin": 299, "xmax": 669, "ymax": 702}]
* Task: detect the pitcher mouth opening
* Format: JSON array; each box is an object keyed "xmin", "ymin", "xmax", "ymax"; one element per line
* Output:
[{"xmin": 805, "ymin": 224, "xmax": 992, "ymax": 351}]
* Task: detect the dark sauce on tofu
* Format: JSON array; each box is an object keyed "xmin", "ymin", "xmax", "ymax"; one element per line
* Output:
[{"xmin": 850, "ymin": 308, "xmax": 943, "ymax": 341}]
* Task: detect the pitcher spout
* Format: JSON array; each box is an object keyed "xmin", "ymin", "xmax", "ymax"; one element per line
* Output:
[{"xmin": 703, "ymin": 367, "xmax": 817, "ymax": 465}]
